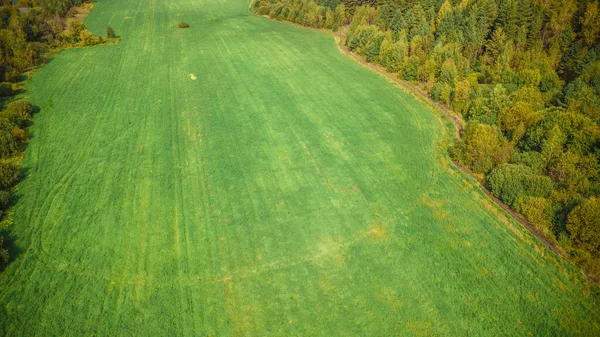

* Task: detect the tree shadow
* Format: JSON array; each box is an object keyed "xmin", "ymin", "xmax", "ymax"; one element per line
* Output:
[
  {"xmin": 0, "ymin": 230, "xmax": 23, "ymax": 268},
  {"xmin": 0, "ymin": 103, "xmax": 40, "ymax": 272}
]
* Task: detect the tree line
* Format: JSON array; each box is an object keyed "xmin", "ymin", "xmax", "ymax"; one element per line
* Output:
[
  {"xmin": 252, "ymin": 0, "xmax": 600, "ymax": 279},
  {"xmin": 0, "ymin": 0, "xmax": 117, "ymax": 85},
  {"xmin": 0, "ymin": 0, "xmax": 116, "ymax": 269}
]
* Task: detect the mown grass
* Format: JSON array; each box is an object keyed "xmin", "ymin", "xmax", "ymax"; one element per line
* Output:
[{"xmin": 0, "ymin": 0, "xmax": 598, "ymax": 335}]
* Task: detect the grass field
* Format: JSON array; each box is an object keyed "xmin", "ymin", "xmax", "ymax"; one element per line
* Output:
[{"xmin": 1, "ymin": 0, "xmax": 599, "ymax": 335}]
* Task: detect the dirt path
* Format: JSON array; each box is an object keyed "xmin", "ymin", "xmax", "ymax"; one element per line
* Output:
[{"xmin": 262, "ymin": 16, "xmax": 597, "ymax": 285}]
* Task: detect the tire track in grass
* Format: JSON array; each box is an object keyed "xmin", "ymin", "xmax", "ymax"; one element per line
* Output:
[
  {"xmin": 1, "ymin": 47, "xmax": 127, "ymax": 294},
  {"xmin": 168, "ymin": 29, "xmax": 196, "ymax": 335},
  {"xmin": 112, "ymin": 0, "xmax": 158, "ymax": 314}
]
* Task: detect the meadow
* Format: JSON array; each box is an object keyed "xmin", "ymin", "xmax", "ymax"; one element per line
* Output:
[{"xmin": 0, "ymin": 0, "xmax": 599, "ymax": 335}]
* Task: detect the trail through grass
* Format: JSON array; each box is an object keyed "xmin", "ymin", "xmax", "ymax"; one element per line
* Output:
[{"xmin": 0, "ymin": 0, "xmax": 599, "ymax": 335}]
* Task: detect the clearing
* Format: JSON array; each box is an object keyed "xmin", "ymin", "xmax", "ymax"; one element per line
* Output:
[{"xmin": 1, "ymin": 0, "xmax": 599, "ymax": 335}]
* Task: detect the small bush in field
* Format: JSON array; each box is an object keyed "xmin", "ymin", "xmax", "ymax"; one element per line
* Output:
[
  {"xmin": 178, "ymin": 22, "xmax": 189, "ymax": 28},
  {"xmin": 107, "ymin": 26, "xmax": 116, "ymax": 38}
]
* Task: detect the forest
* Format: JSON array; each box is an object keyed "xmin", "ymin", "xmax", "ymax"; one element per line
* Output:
[
  {"xmin": 251, "ymin": 0, "xmax": 600, "ymax": 279},
  {"xmin": 0, "ymin": 0, "xmax": 109, "ymax": 268}
]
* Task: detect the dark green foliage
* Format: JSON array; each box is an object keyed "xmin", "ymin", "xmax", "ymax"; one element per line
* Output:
[
  {"xmin": 0, "ymin": 82, "xmax": 12, "ymax": 97},
  {"xmin": 405, "ymin": 4, "xmax": 429, "ymax": 41},
  {"xmin": 567, "ymin": 197, "xmax": 600, "ymax": 275},
  {"xmin": 487, "ymin": 164, "xmax": 553, "ymax": 209},
  {"xmin": 389, "ymin": 9, "xmax": 404, "ymax": 33},
  {"xmin": 107, "ymin": 26, "xmax": 116, "ymax": 38},
  {"xmin": 452, "ymin": 123, "xmax": 511, "ymax": 174},
  {"xmin": 0, "ymin": 235, "xmax": 8, "ymax": 270},
  {"xmin": 365, "ymin": 41, "xmax": 379, "ymax": 62},
  {"xmin": 347, "ymin": 35, "xmax": 359, "ymax": 50},
  {"xmin": 0, "ymin": 190, "xmax": 9, "ymax": 210},
  {"xmin": 3, "ymin": 100, "xmax": 34, "ymax": 127},
  {"xmin": 0, "ymin": 100, "xmax": 32, "ymax": 273},
  {"xmin": 0, "ymin": 6, "xmax": 11, "ymax": 29},
  {"xmin": 34, "ymin": 0, "xmax": 85, "ymax": 16},
  {"xmin": 0, "ymin": 161, "xmax": 19, "ymax": 190},
  {"xmin": 568, "ymin": 198, "xmax": 600, "ymax": 255},
  {"xmin": 402, "ymin": 56, "xmax": 419, "ymax": 80},
  {"xmin": 0, "ymin": 118, "xmax": 22, "ymax": 158}
]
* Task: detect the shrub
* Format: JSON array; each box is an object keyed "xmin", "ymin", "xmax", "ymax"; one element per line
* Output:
[
  {"xmin": 486, "ymin": 163, "xmax": 553, "ymax": 208},
  {"xmin": 0, "ymin": 161, "xmax": 19, "ymax": 190},
  {"xmin": 402, "ymin": 56, "xmax": 419, "ymax": 81},
  {"xmin": 178, "ymin": 22, "xmax": 190, "ymax": 28},
  {"xmin": 567, "ymin": 197, "xmax": 600, "ymax": 255},
  {"xmin": 520, "ymin": 197, "xmax": 553, "ymax": 234},
  {"xmin": 79, "ymin": 30, "xmax": 100, "ymax": 46},
  {"xmin": 453, "ymin": 123, "xmax": 512, "ymax": 174},
  {"xmin": 347, "ymin": 36, "xmax": 360, "ymax": 50},
  {"xmin": 0, "ymin": 190, "xmax": 9, "ymax": 210},
  {"xmin": 66, "ymin": 20, "xmax": 85, "ymax": 43},
  {"xmin": 0, "ymin": 82, "xmax": 13, "ymax": 97},
  {"xmin": 5, "ymin": 101, "xmax": 34, "ymax": 127},
  {"xmin": 365, "ymin": 42, "xmax": 380, "ymax": 63},
  {"xmin": 0, "ymin": 119, "xmax": 21, "ymax": 158},
  {"xmin": 107, "ymin": 26, "xmax": 116, "ymax": 38},
  {"xmin": 0, "ymin": 236, "xmax": 8, "ymax": 270}
]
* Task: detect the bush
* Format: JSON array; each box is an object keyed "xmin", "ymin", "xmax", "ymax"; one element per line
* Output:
[
  {"xmin": 0, "ymin": 161, "xmax": 19, "ymax": 190},
  {"xmin": 0, "ymin": 190, "xmax": 10, "ymax": 210},
  {"xmin": 453, "ymin": 123, "xmax": 512, "ymax": 174},
  {"xmin": 178, "ymin": 22, "xmax": 190, "ymax": 28},
  {"xmin": 365, "ymin": 42, "xmax": 380, "ymax": 63},
  {"xmin": 79, "ymin": 30, "xmax": 100, "ymax": 47},
  {"xmin": 0, "ymin": 236, "xmax": 8, "ymax": 270},
  {"xmin": 0, "ymin": 119, "xmax": 22, "ymax": 158},
  {"xmin": 0, "ymin": 82, "xmax": 13, "ymax": 97},
  {"xmin": 520, "ymin": 197, "xmax": 553, "ymax": 234},
  {"xmin": 347, "ymin": 36, "xmax": 360, "ymax": 50},
  {"xmin": 486, "ymin": 163, "xmax": 553, "ymax": 208},
  {"xmin": 567, "ymin": 197, "xmax": 600, "ymax": 255},
  {"xmin": 107, "ymin": 26, "xmax": 116, "ymax": 38},
  {"xmin": 402, "ymin": 56, "xmax": 419, "ymax": 81},
  {"xmin": 4, "ymin": 101, "xmax": 34, "ymax": 127}
]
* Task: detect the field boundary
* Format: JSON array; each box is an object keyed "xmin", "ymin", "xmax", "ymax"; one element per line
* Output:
[{"xmin": 258, "ymin": 15, "xmax": 598, "ymax": 285}]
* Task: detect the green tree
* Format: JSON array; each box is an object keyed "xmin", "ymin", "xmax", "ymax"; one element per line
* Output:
[
  {"xmin": 3, "ymin": 100, "xmax": 34, "ymax": 127},
  {"xmin": 435, "ymin": 0, "xmax": 452, "ymax": 31},
  {"xmin": 487, "ymin": 163, "xmax": 553, "ymax": 208},
  {"xmin": 453, "ymin": 123, "xmax": 512, "ymax": 174},
  {"xmin": 497, "ymin": 101, "xmax": 541, "ymax": 133},
  {"xmin": 0, "ymin": 82, "xmax": 13, "ymax": 97},
  {"xmin": 0, "ymin": 160, "xmax": 19, "ymax": 190},
  {"xmin": 402, "ymin": 56, "xmax": 419, "ymax": 80},
  {"xmin": 521, "ymin": 197, "xmax": 552, "ymax": 233},
  {"xmin": 405, "ymin": 4, "xmax": 429, "ymax": 41},
  {"xmin": 541, "ymin": 124, "xmax": 566, "ymax": 164},
  {"xmin": 0, "ymin": 235, "xmax": 8, "ymax": 270},
  {"xmin": 581, "ymin": 1, "xmax": 600, "ymax": 47},
  {"xmin": 334, "ymin": 3, "xmax": 346, "ymax": 26},
  {"xmin": 567, "ymin": 197, "xmax": 600, "ymax": 256},
  {"xmin": 107, "ymin": 26, "xmax": 116, "ymax": 38},
  {"xmin": 0, "ymin": 118, "xmax": 22, "ymax": 158}
]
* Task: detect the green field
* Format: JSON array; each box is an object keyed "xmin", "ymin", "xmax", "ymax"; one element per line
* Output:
[{"xmin": 1, "ymin": 0, "xmax": 599, "ymax": 335}]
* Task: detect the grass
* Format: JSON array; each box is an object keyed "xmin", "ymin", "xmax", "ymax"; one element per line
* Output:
[{"xmin": 0, "ymin": 0, "xmax": 599, "ymax": 335}]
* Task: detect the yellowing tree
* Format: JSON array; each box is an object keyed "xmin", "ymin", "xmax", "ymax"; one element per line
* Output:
[
  {"xmin": 567, "ymin": 197, "xmax": 600, "ymax": 256},
  {"xmin": 581, "ymin": 1, "xmax": 600, "ymax": 47}
]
